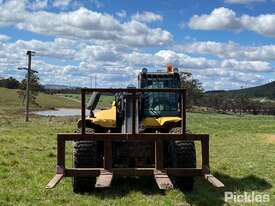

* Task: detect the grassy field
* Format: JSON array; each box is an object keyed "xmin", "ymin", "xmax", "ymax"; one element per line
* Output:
[
  {"xmin": 0, "ymin": 88, "xmax": 275, "ymax": 205},
  {"xmin": 0, "ymin": 88, "xmax": 114, "ymax": 115},
  {"xmin": 60, "ymin": 93, "xmax": 114, "ymax": 108},
  {"xmin": 0, "ymin": 87, "xmax": 79, "ymax": 114}
]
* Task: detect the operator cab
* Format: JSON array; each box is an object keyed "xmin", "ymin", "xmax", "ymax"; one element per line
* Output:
[{"xmin": 138, "ymin": 65, "xmax": 181, "ymax": 118}]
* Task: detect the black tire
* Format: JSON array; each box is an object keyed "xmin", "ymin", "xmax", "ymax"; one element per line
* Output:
[
  {"xmin": 72, "ymin": 128, "xmax": 97, "ymax": 193},
  {"xmin": 169, "ymin": 127, "xmax": 196, "ymax": 191}
]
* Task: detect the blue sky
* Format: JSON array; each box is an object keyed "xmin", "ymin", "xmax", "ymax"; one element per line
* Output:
[{"xmin": 0, "ymin": 0, "xmax": 275, "ymax": 90}]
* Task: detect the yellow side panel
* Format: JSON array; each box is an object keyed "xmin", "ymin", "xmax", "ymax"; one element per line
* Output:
[
  {"xmin": 142, "ymin": 116, "xmax": 182, "ymax": 128},
  {"xmin": 86, "ymin": 104, "xmax": 116, "ymax": 128}
]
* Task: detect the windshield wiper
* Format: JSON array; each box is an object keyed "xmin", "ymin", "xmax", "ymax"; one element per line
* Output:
[{"xmin": 150, "ymin": 108, "xmax": 161, "ymax": 118}]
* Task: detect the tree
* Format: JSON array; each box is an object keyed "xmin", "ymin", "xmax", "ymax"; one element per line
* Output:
[
  {"xmin": 20, "ymin": 72, "xmax": 42, "ymax": 91},
  {"xmin": 205, "ymin": 93, "xmax": 224, "ymax": 111},
  {"xmin": 18, "ymin": 72, "xmax": 42, "ymax": 107},
  {"xmin": 180, "ymin": 72, "xmax": 204, "ymax": 106},
  {"xmin": 0, "ymin": 77, "xmax": 21, "ymax": 89},
  {"xmin": 235, "ymin": 94, "xmax": 249, "ymax": 115}
]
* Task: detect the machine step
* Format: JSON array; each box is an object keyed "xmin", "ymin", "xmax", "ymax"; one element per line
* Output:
[
  {"xmin": 154, "ymin": 172, "xmax": 174, "ymax": 190},
  {"xmin": 95, "ymin": 171, "xmax": 113, "ymax": 188},
  {"xmin": 46, "ymin": 174, "xmax": 64, "ymax": 189},
  {"xmin": 204, "ymin": 174, "xmax": 224, "ymax": 188}
]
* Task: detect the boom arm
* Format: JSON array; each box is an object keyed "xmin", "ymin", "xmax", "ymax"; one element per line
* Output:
[{"xmin": 86, "ymin": 92, "xmax": 101, "ymax": 115}]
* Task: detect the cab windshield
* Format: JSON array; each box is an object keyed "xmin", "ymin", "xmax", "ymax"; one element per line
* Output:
[{"xmin": 143, "ymin": 76, "xmax": 180, "ymax": 117}]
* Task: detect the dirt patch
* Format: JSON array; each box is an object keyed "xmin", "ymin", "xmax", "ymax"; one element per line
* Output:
[{"xmin": 265, "ymin": 135, "xmax": 275, "ymax": 144}]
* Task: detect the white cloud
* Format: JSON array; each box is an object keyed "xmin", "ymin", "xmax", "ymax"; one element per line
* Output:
[
  {"xmin": 175, "ymin": 41, "xmax": 275, "ymax": 61},
  {"xmin": 89, "ymin": 0, "xmax": 104, "ymax": 8},
  {"xmin": 52, "ymin": 0, "xmax": 72, "ymax": 8},
  {"xmin": 123, "ymin": 49, "xmax": 273, "ymax": 72},
  {"xmin": 116, "ymin": 10, "xmax": 127, "ymax": 18},
  {"xmin": 0, "ymin": 1, "xmax": 273, "ymax": 90},
  {"xmin": 29, "ymin": 0, "xmax": 48, "ymax": 10},
  {"xmin": 193, "ymin": 68, "xmax": 268, "ymax": 90},
  {"xmin": 200, "ymin": 71, "xmax": 268, "ymax": 90},
  {"xmin": 225, "ymin": 0, "xmax": 265, "ymax": 4},
  {"xmin": 0, "ymin": 37, "xmax": 147, "ymax": 87},
  {"xmin": 0, "ymin": 0, "xmax": 27, "ymax": 26},
  {"xmin": 13, "ymin": 38, "xmax": 79, "ymax": 59},
  {"xmin": 1, "ymin": 36, "xmax": 272, "ymax": 89},
  {"xmin": 0, "ymin": 34, "xmax": 10, "ymax": 42},
  {"xmin": 189, "ymin": 7, "xmax": 242, "ymax": 30},
  {"xmin": 120, "ymin": 21, "xmax": 171, "ymax": 46},
  {"xmin": 0, "ymin": 2, "xmax": 172, "ymax": 47},
  {"xmin": 77, "ymin": 45, "xmax": 122, "ymax": 62},
  {"xmin": 220, "ymin": 59, "xmax": 272, "ymax": 72},
  {"xmin": 188, "ymin": 7, "xmax": 275, "ymax": 38},
  {"xmin": 241, "ymin": 14, "xmax": 275, "ymax": 38},
  {"xmin": 154, "ymin": 50, "xmax": 217, "ymax": 69},
  {"xmin": 132, "ymin": 11, "xmax": 163, "ymax": 23}
]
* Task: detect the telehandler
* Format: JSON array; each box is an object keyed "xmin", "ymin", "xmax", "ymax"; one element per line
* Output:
[{"xmin": 47, "ymin": 65, "xmax": 224, "ymax": 193}]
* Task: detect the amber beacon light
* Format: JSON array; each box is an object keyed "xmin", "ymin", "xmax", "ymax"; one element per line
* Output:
[{"xmin": 167, "ymin": 64, "xmax": 173, "ymax": 73}]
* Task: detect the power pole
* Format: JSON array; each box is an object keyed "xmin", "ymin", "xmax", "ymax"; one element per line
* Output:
[
  {"xmin": 90, "ymin": 74, "xmax": 93, "ymax": 88},
  {"xmin": 18, "ymin": 50, "xmax": 36, "ymax": 122},
  {"xmin": 25, "ymin": 51, "xmax": 32, "ymax": 122}
]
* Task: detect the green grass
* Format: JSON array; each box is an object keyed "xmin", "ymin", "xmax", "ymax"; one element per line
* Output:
[
  {"xmin": 0, "ymin": 87, "xmax": 79, "ymax": 114},
  {"xmin": 60, "ymin": 93, "xmax": 114, "ymax": 108},
  {"xmin": 0, "ymin": 88, "xmax": 275, "ymax": 205}
]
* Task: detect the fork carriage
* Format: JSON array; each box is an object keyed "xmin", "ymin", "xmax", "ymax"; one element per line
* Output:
[{"xmin": 47, "ymin": 88, "xmax": 224, "ymax": 190}]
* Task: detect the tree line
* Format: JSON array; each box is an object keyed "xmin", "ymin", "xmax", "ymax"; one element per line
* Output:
[
  {"xmin": 0, "ymin": 77, "xmax": 21, "ymax": 89},
  {"xmin": 0, "ymin": 75, "xmax": 43, "ymax": 91},
  {"xmin": 180, "ymin": 72, "xmax": 275, "ymax": 115}
]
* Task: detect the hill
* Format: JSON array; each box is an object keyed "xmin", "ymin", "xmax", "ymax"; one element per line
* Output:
[
  {"xmin": 206, "ymin": 81, "xmax": 275, "ymax": 99},
  {"xmin": 43, "ymin": 84, "xmax": 79, "ymax": 90},
  {"xmin": 0, "ymin": 87, "xmax": 79, "ymax": 113}
]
